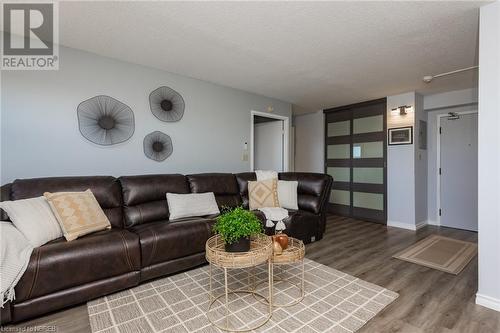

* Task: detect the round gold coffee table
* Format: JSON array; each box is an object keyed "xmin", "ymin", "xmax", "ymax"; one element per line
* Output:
[
  {"xmin": 205, "ymin": 234, "xmax": 273, "ymax": 332},
  {"xmin": 255, "ymin": 236, "xmax": 305, "ymax": 307}
]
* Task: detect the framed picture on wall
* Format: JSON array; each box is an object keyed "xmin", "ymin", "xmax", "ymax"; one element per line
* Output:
[{"xmin": 388, "ymin": 126, "xmax": 413, "ymax": 145}]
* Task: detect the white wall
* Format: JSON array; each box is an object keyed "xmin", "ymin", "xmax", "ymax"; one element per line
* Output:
[
  {"xmin": 387, "ymin": 92, "xmax": 416, "ymax": 229},
  {"xmin": 294, "ymin": 110, "xmax": 324, "ymax": 173},
  {"xmin": 424, "ymin": 88, "xmax": 478, "ymax": 110},
  {"xmin": 424, "ymin": 88, "xmax": 478, "ymax": 225},
  {"xmin": 476, "ymin": 1, "xmax": 500, "ymax": 312},
  {"xmin": 0, "ymin": 46, "xmax": 292, "ymax": 184}
]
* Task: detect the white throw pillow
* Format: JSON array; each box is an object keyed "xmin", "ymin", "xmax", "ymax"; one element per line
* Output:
[
  {"xmin": 255, "ymin": 170, "xmax": 278, "ymax": 181},
  {"xmin": 0, "ymin": 196, "xmax": 63, "ymax": 247},
  {"xmin": 277, "ymin": 180, "xmax": 299, "ymax": 210},
  {"xmin": 166, "ymin": 192, "xmax": 220, "ymax": 220}
]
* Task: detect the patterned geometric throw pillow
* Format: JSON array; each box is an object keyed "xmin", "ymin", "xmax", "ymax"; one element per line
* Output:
[
  {"xmin": 248, "ymin": 179, "xmax": 279, "ymax": 210},
  {"xmin": 44, "ymin": 189, "xmax": 111, "ymax": 241}
]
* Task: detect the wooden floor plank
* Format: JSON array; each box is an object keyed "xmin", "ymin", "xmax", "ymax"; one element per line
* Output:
[{"xmin": 4, "ymin": 215, "xmax": 500, "ymax": 332}]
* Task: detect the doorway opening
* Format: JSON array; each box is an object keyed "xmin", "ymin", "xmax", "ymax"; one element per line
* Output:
[
  {"xmin": 250, "ymin": 111, "xmax": 289, "ymax": 172},
  {"xmin": 437, "ymin": 110, "xmax": 478, "ymax": 231}
]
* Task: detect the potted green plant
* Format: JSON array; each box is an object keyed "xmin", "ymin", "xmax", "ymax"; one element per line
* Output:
[{"xmin": 213, "ymin": 207, "xmax": 263, "ymax": 252}]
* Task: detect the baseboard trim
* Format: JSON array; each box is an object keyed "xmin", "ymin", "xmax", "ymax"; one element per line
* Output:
[
  {"xmin": 476, "ymin": 293, "xmax": 500, "ymax": 312},
  {"xmin": 387, "ymin": 220, "xmax": 428, "ymax": 231},
  {"xmin": 427, "ymin": 220, "xmax": 440, "ymax": 226},
  {"xmin": 387, "ymin": 221, "xmax": 417, "ymax": 231},
  {"xmin": 416, "ymin": 220, "xmax": 428, "ymax": 230}
]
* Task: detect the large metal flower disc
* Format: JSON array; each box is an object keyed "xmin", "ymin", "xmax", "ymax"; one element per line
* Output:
[
  {"xmin": 77, "ymin": 95, "xmax": 135, "ymax": 145},
  {"xmin": 143, "ymin": 131, "xmax": 173, "ymax": 161},
  {"xmin": 149, "ymin": 86, "xmax": 185, "ymax": 122}
]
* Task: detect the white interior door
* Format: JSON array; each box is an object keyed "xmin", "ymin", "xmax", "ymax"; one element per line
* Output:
[
  {"xmin": 440, "ymin": 112, "xmax": 478, "ymax": 231},
  {"xmin": 254, "ymin": 120, "xmax": 284, "ymax": 171}
]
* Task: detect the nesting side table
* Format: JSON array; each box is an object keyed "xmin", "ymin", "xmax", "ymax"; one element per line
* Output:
[
  {"xmin": 205, "ymin": 234, "xmax": 273, "ymax": 332},
  {"xmin": 254, "ymin": 236, "xmax": 305, "ymax": 307},
  {"xmin": 271, "ymin": 237, "xmax": 305, "ymax": 307}
]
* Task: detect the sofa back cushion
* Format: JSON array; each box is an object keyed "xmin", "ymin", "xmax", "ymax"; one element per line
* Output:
[
  {"xmin": 235, "ymin": 172, "xmax": 256, "ymax": 209},
  {"xmin": 278, "ymin": 172, "xmax": 332, "ymax": 214},
  {"xmin": 187, "ymin": 173, "xmax": 242, "ymax": 209},
  {"xmin": 119, "ymin": 174, "xmax": 189, "ymax": 227},
  {"xmin": 10, "ymin": 176, "xmax": 123, "ymax": 228}
]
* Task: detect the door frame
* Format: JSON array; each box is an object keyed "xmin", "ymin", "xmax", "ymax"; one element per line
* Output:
[
  {"xmin": 250, "ymin": 110, "xmax": 290, "ymax": 172},
  {"xmin": 436, "ymin": 110, "xmax": 478, "ymax": 226}
]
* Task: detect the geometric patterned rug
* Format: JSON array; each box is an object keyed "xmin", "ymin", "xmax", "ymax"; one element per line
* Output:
[{"xmin": 87, "ymin": 258, "xmax": 398, "ymax": 333}]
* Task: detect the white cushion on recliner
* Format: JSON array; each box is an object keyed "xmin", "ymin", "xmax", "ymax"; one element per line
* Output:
[{"xmin": 277, "ymin": 180, "xmax": 299, "ymax": 210}]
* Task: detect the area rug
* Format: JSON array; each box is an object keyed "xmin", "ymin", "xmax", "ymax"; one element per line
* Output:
[
  {"xmin": 393, "ymin": 235, "xmax": 477, "ymax": 275},
  {"xmin": 87, "ymin": 258, "xmax": 398, "ymax": 333}
]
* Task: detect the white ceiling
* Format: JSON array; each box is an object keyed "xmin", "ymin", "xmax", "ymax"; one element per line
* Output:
[{"xmin": 58, "ymin": 1, "xmax": 486, "ymax": 114}]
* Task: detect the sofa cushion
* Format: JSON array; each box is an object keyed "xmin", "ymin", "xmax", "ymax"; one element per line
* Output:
[
  {"xmin": 119, "ymin": 174, "xmax": 189, "ymax": 227},
  {"xmin": 166, "ymin": 193, "xmax": 220, "ymax": 220},
  {"xmin": 248, "ymin": 179, "xmax": 279, "ymax": 210},
  {"xmin": 235, "ymin": 172, "xmax": 256, "ymax": 209},
  {"xmin": 129, "ymin": 218, "xmax": 212, "ymax": 267},
  {"xmin": 14, "ymin": 229, "xmax": 140, "ymax": 302},
  {"xmin": 277, "ymin": 180, "xmax": 299, "ymax": 210},
  {"xmin": 0, "ymin": 196, "xmax": 62, "ymax": 247},
  {"xmin": 44, "ymin": 190, "xmax": 112, "ymax": 241},
  {"xmin": 278, "ymin": 173, "xmax": 333, "ymax": 214},
  {"xmin": 187, "ymin": 173, "xmax": 242, "ymax": 208},
  {"xmin": 10, "ymin": 177, "xmax": 123, "ymax": 228}
]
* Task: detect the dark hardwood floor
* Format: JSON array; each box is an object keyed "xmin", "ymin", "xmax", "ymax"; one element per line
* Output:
[{"xmin": 5, "ymin": 215, "xmax": 500, "ymax": 332}]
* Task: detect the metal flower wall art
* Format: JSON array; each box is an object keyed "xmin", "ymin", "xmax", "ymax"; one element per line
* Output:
[
  {"xmin": 149, "ymin": 86, "xmax": 185, "ymax": 122},
  {"xmin": 77, "ymin": 95, "xmax": 135, "ymax": 145},
  {"xmin": 143, "ymin": 131, "xmax": 173, "ymax": 161}
]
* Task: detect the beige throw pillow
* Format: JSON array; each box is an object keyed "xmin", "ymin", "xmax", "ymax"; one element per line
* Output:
[
  {"xmin": 248, "ymin": 179, "xmax": 279, "ymax": 210},
  {"xmin": 44, "ymin": 189, "xmax": 111, "ymax": 241}
]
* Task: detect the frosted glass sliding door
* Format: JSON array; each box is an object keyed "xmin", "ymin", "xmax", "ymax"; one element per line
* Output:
[{"xmin": 324, "ymin": 99, "xmax": 387, "ymax": 223}]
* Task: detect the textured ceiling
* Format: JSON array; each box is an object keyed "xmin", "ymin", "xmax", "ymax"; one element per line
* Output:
[{"xmin": 58, "ymin": 1, "xmax": 485, "ymax": 114}]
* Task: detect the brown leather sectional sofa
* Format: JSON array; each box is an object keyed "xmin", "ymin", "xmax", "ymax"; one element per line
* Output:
[{"xmin": 0, "ymin": 172, "xmax": 332, "ymax": 324}]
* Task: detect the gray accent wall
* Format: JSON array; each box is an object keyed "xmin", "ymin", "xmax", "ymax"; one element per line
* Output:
[
  {"xmin": 1, "ymin": 46, "xmax": 292, "ymax": 184},
  {"xmin": 387, "ymin": 92, "xmax": 417, "ymax": 229},
  {"xmin": 386, "ymin": 91, "xmax": 428, "ymax": 230}
]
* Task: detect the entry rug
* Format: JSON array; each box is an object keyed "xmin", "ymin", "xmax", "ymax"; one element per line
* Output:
[
  {"xmin": 87, "ymin": 259, "xmax": 398, "ymax": 333},
  {"xmin": 393, "ymin": 235, "xmax": 477, "ymax": 275}
]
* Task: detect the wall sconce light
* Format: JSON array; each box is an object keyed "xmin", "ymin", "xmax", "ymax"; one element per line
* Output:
[{"xmin": 391, "ymin": 105, "xmax": 412, "ymax": 115}]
